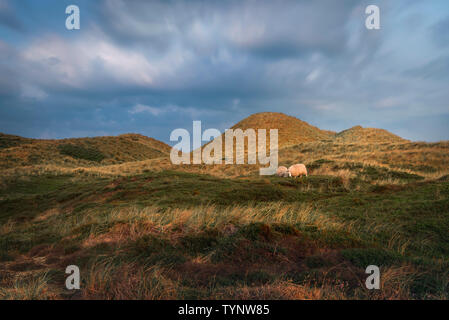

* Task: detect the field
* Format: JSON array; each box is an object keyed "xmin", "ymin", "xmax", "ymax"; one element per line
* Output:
[{"xmin": 0, "ymin": 113, "xmax": 448, "ymax": 300}]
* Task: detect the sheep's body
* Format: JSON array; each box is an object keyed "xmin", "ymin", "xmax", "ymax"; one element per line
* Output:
[
  {"xmin": 288, "ymin": 164, "xmax": 308, "ymax": 178},
  {"xmin": 276, "ymin": 166, "xmax": 289, "ymax": 177}
]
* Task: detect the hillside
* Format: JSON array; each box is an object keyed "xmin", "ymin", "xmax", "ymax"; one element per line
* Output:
[
  {"xmin": 0, "ymin": 133, "xmax": 34, "ymax": 150},
  {"xmin": 197, "ymin": 112, "xmax": 335, "ymax": 162},
  {"xmin": 0, "ymin": 114, "xmax": 448, "ymax": 300},
  {"xmin": 334, "ymin": 126, "xmax": 408, "ymax": 144},
  {"xmin": 2, "ymin": 113, "xmax": 446, "ymax": 180},
  {"xmin": 0, "ymin": 113, "xmax": 411, "ymax": 171},
  {"xmin": 0, "ymin": 133, "xmax": 171, "ymax": 169},
  {"xmin": 202, "ymin": 113, "xmax": 409, "ymax": 158},
  {"xmin": 230, "ymin": 112, "xmax": 335, "ymax": 148}
]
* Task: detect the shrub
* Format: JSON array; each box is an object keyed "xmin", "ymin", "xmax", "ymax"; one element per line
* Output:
[
  {"xmin": 341, "ymin": 248, "xmax": 402, "ymax": 268},
  {"xmin": 58, "ymin": 144, "xmax": 105, "ymax": 162}
]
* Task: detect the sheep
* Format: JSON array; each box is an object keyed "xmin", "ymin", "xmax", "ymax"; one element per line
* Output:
[
  {"xmin": 276, "ymin": 166, "xmax": 289, "ymax": 177},
  {"xmin": 288, "ymin": 164, "xmax": 308, "ymax": 178}
]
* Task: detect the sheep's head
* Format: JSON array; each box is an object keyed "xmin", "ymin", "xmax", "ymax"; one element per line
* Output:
[{"xmin": 288, "ymin": 171, "xmax": 292, "ymax": 177}]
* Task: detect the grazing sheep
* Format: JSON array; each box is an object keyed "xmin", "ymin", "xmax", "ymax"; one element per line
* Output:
[
  {"xmin": 276, "ymin": 166, "xmax": 289, "ymax": 177},
  {"xmin": 288, "ymin": 164, "xmax": 308, "ymax": 178}
]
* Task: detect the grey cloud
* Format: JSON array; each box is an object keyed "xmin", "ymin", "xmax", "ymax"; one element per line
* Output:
[
  {"xmin": 0, "ymin": 0, "xmax": 24, "ymax": 31},
  {"xmin": 0, "ymin": 0, "xmax": 448, "ymax": 142},
  {"xmin": 98, "ymin": 0, "xmax": 361, "ymax": 57}
]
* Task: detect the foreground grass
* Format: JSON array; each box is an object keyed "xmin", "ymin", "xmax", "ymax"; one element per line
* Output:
[{"xmin": 0, "ymin": 169, "xmax": 448, "ymax": 299}]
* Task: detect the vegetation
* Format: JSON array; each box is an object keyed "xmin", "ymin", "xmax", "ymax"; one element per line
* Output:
[
  {"xmin": 58, "ymin": 144, "xmax": 106, "ymax": 163},
  {"xmin": 0, "ymin": 133, "xmax": 33, "ymax": 150},
  {"xmin": 0, "ymin": 133, "xmax": 171, "ymax": 169},
  {"xmin": 0, "ymin": 113, "xmax": 448, "ymax": 300},
  {"xmin": 0, "ymin": 169, "xmax": 447, "ymax": 299}
]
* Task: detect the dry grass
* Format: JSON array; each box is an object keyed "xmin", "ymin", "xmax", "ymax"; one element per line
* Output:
[
  {"xmin": 96, "ymin": 203, "xmax": 347, "ymax": 235},
  {"xmin": 1, "ymin": 200, "xmax": 447, "ymax": 300},
  {"xmin": 0, "ymin": 271, "xmax": 56, "ymax": 300},
  {"xmin": 335, "ymin": 126, "xmax": 406, "ymax": 144},
  {"xmin": 2, "ymin": 139, "xmax": 447, "ymax": 185},
  {"xmin": 0, "ymin": 220, "xmax": 16, "ymax": 236},
  {"xmin": 0, "ymin": 133, "xmax": 171, "ymax": 169},
  {"xmin": 310, "ymin": 166, "xmax": 355, "ymax": 188},
  {"xmin": 84, "ymin": 261, "xmax": 178, "ymax": 299},
  {"xmin": 1, "ymin": 112, "xmax": 448, "ymax": 181},
  {"xmin": 1, "ymin": 114, "xmax": 448, "ymax": 300},
  {"xmin": 213, "ymin": 280, "xmax": 349, "ymax": 300}
]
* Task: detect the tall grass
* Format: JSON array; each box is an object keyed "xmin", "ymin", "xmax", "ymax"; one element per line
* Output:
[{"xmin": 0, "ymin": 272, "xmax": 53, "ymax": 300}]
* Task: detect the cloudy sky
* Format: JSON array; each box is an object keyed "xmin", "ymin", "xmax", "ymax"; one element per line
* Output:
[{"xmin": 0, "ymin": 0, "xmax": 448, "ymax": 143}]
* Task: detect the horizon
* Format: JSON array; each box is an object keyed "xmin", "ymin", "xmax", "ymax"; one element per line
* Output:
[
  {"xmin": 2, "ymin": 111, "xmax": 447, "ymax": 144},
  {"xmin": 1, "ymin": 1, "xmax": 449, "ymax": 143}
]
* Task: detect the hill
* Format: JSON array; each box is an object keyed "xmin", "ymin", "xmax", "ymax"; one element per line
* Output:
[
  {"xmin": 0, "ymin": 133, "xmax": 171, "ymax": 169},
  {"xmin": 203, "ymin": 113, "xmax": 409, "ymax": 157},
  {"xmin": 0, "ymin": 113, "xmax": 411, "ymax": 171},
  {"xmin": 0, "ymin": 133, "xmax": 34, "ymax": 150},
  {"xmin": 197, "ymin": 112, "xmax": 335, "ymax": 161},
  {"xmin": 0, "ymin": 114, "xmax": 448, "ymax": 300},
  {"xmin": 230, "ymin": 112, "xmax": 335, "ymax": 148},
  {"xmin": 334, "ymin": 126, "xmax": 408, "ymax": 144}
]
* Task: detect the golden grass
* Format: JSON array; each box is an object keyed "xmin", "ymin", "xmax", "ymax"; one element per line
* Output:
[
  {"xmin": 0, "ymin": 271, "xmax": 56, "ymax": 300},
  {"xmin": 98, "ymin": 203, "xmax": 347, "ymax": 235},
  {"xmin": 335, "ymin": 126, "xmax": 407, "ymax": 144},
  {"xmin": 1, "ymin": 118, "xmax": 448, "ymax": 300},
  {"xmin": 1, "ymin": 112, "xmax": 448, "ymax": 182},
  {"xmin": 310, "ymin": 166, "xmax": 355, "ymax": 188},
  {"xmin": 2, "ymin": 139, "xmax": 447, "ymax": 185},
  {"xmin": 2, "ymin": 201, "xmax": 446, "ymax": 300},
  {"xmin": 0, "ymin": 133, "xmax": 171, "ymax": 169},
  {"xmin": 84, "ymin": 261, "xmax": 178, "ymax": 299},
  {"xmin": 361, "ymin": 265, "xmax": 419, "ymax": 300},
  {"xmin": 81, "ymin": 264, "xmax": 427, "ymax": 300},
  {"xmin": 229, "ymin": 112, "xmax": 335, "ymax": 147},
  {"xmin": 213, "ymin": 280, "xmax": 349, "ymax": 300}
]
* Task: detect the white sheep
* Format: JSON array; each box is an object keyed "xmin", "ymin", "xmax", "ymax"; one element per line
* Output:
[
  {"xmin": 276, "ymin": 166, "xmax": 289, "ymax": 177},
  {"xmin": 288, "ymin": 164, "xmax": 308, "ymax": 178}
]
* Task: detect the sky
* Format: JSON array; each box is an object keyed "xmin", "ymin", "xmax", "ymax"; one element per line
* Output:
[{"xmin": 0, "ymin": 0, "xmax": 448, "ymax": 144}]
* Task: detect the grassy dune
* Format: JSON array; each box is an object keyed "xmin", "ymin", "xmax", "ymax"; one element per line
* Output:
[
  {"xmin": 0, "ymin": 133, "xmax": 171, "ymax": 169},
  {"xmin": 0, "ymin": 169, "xmax": 448, "ymax": 299},
  {"xmin": 0, "ymin": 114, "xmax": 448, "ymax": 300}
]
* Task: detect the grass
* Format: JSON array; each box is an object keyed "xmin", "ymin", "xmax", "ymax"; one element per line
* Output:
[
  {"xmin": 58, "ymin": 144, "xmax": 106, "ymax": 163},
  {"xmin": 0, "ymin": 116, "xmax": 448, "ymax": 299},
  {"xmin": 0, "ymin": 168, "xmax": 448, "ymax": 299},
  {"xmin": 0, "ymin": 133, "xmax": 171, "ymax": 169}
]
